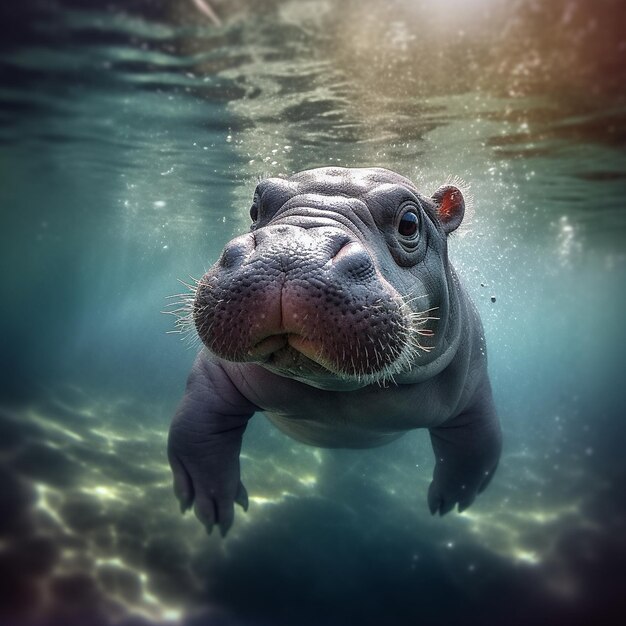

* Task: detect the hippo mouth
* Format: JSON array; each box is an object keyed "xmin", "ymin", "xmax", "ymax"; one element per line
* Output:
[
  {"xmin": 193, "ymin": 276, "xmax": 435, "ymax": 385},
  {"xmin": 249, "ymin": 335, "xmax": 332, "ymax": 377},
  {"xmin": 248, "ymin": 333, "xmax": 325, "ymax": 364},
  {"xmin": 245, "ymin": 332, "xmax": 341, "ymax": 378}
]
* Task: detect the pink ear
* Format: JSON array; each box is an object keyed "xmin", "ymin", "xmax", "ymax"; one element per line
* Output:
[{"xmin": 432, "ymin": 185, "xmax": 465, "ymax": 234}]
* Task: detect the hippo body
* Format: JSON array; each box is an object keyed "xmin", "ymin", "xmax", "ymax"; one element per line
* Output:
[{"xmin": 168, "ymin": 167, "xmax": 502, "ymax": 535}]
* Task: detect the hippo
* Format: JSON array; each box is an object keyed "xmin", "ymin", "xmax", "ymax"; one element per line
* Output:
[{"xmin": 168, "ymin": 167, "xmax": 502, "ymax": 536}]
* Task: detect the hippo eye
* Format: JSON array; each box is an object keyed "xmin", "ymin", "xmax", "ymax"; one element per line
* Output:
[
  {"xmin": 249, "ymin": 193, "xmax": 260, "ymax": 223},
  {"xmin": 398, "ymin": 209, "xmax": 419, "ymax": 238}
]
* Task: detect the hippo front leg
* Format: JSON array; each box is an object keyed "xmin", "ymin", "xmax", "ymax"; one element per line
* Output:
[
  {"xmin": 167, "ymin": 352, "xmax": 257, "ymax": 536},
  {"xmin": 427, "ymin": 383, "xmax": 502, "ymax": 515}
]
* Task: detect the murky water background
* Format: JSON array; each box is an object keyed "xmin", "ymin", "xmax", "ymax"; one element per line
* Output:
[{"xmin": 1, "ymin": 1, "xmax": 625, "ymax": 624}]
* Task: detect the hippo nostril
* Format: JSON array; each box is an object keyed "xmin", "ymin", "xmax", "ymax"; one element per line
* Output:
[
  {"xmin": 327, "ymin": 233, "xmax": 352, "ymax": 257},
  {"xmin": 220, "ymin": 234, "xmax": 255, "ymax": 269},
  {"xmin": 331, "ymin": 241, "xmax": 376, "ymax": 281}
]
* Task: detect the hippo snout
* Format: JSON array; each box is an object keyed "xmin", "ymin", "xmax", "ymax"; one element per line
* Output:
[
  {"xmin": 217, "ymin": 224, "xmax": 357, "ymax": 271},
  {"xmin": 193, "ymin": 221, "xmax": 414, "ymax": 382},
  {"xmin": 216, "ymin": 224, "xmax": 375, "ymax": 283}
]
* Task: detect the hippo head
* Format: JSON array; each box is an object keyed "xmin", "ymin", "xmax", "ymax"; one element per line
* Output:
[{"xmin": 192, "ymin": 167, "xmax": 466, "ymax": 390}]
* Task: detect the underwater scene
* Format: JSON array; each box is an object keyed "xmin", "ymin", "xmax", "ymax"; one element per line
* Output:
[{"xmin": 1, "ymin": 0, "xmax": 625, "ymax": 624}]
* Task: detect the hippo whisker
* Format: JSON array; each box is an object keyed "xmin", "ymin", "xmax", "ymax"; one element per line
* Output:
[
  {"xmin": 163, "ymin": 307, "xmax": 202, "ymax": 349},
  {"xmin": 349, "ymin": 332, "xmax": 419, "ymax": 388},
  {"xmin": 162, "ymin": 275, "xmax": 209, "ymax": 349},
  {"xmin": 406, "ymin": 304, "xmax": 439, "ymax": 343},
  {"xmin": 344, "ymin": 300, "xmax": 439, "ymax": 386},
  {"xmin": 177, "ymin": 277, "xmax": 201, "ymax": 293},
  {"xmin": 370, "ymin": 335, "xmax": 382, "ymax": 369},
  {"xmin": 402, "ymin": 294, "xmax": 431, "ymax": 304}
]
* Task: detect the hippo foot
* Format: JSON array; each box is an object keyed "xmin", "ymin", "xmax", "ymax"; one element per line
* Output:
[
  {"xmin": 168, "ymin": 425, "xmax": 248, "ymax": 536},
  {"xmin": 427, "ymin": 459, "xmax": 498, "ymax": 516},
  {"xmin": 427, "ymin": 400, "xmax": 502, "ymax": 516}
]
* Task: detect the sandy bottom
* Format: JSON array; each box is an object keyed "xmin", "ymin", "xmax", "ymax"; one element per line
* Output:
[{"xmin": 0, "ymin": 385, "xmax": 623, "ymax": 625}]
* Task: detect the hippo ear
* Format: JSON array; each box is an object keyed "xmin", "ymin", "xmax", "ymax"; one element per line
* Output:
[{"xmin": 431, "ymin": 185, "xmax": 465, "ymax": 234}]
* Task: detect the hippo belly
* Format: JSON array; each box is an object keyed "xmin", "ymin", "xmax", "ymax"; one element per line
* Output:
[{"xmin": 265, "ymin": 411, "xmax": 406, "ymax": 448}]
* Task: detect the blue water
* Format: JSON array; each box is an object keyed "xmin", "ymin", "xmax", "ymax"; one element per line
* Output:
[{"xmin": 1, "ymin": 1, "xmax": 625, "ymax": 625}]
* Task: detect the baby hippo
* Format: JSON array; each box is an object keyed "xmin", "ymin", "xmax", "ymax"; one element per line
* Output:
[{"xmin": 168, "ymin": 167, "xmax": 501, "ymax": 536}]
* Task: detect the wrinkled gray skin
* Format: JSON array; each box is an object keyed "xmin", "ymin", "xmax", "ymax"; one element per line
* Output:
[{"xmin": 168, "ymin": 167, "xmax": 502, "ymax": 536}]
